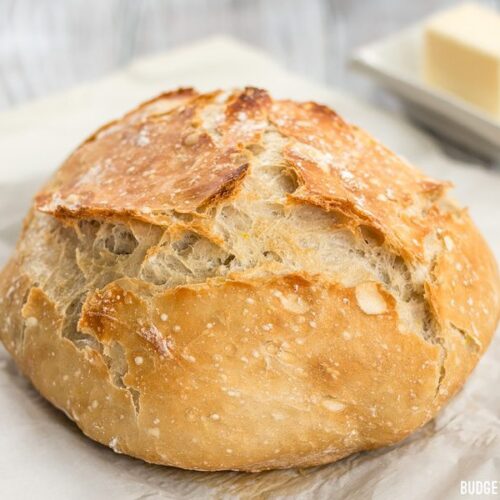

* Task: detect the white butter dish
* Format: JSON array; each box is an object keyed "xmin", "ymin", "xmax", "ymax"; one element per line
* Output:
[{"xmin": 351, "ymin": 25, "xmax": 500, "ymax": 162}]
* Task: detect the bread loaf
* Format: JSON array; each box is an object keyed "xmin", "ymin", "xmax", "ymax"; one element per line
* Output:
[{"xmin": 0, "ymin": 88, "xmax": 498, "ymax": 471}]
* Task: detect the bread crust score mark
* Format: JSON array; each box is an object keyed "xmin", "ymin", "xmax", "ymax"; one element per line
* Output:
[{"xmin": 0, "ymin": 87, "xmax": 498, "ymax": 471}]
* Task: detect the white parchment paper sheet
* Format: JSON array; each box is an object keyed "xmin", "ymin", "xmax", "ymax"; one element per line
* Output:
[{"xmin": 0, "ymin": 37, "xmax": 498, "ymax": 500}]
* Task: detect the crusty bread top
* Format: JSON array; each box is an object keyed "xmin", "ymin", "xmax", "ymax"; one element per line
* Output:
[{"xmin": 36, "ymin": 87, "xmax": 447, "ymax": 261}]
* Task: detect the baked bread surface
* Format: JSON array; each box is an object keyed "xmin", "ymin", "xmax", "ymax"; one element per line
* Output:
[{"xmin": 0, "ymin": 88, "xmax": 498, "ymax": 471}]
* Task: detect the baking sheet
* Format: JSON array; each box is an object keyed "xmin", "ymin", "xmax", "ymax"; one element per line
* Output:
[{"xmin": 0, "ymin": 37, "xmax": 499, "ymax": 500}]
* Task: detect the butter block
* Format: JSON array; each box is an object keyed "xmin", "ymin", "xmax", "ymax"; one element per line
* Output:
[{"xmin": 423, "ymin": 3, "xmax": 500, "ymax": 119}]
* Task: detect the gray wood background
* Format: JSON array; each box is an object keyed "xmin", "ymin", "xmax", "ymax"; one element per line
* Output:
[
  {"xmin": 1, "ymin": 0, "xmax": 500, "ymax": 167},
  {"xmin": 1, "ymin": 0, "xmax": 498, "ymax": 113}
]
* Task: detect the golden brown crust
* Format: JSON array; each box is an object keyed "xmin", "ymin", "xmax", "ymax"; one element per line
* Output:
[
  {"xmin": 4, "ymin": 271, "xmax": 442, "ymax": 471},
  {"xmin": 36, "ymin": 91, "xmax": 251, "ymax": 223},
  {"xmin": 426, "ymin": 209, "xmax": 500, "ymax": 401},
  {"xmin": 269, "ymin": 100, "xmax": 450, "ymax": 262},
  {"xmin": 0, "ymin": 87, "xmax": 498, "ymax": 471}
]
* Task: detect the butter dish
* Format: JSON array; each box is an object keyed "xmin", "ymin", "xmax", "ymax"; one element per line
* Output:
[{"xmin": 351, "ymin": 25, "xmax": 500, "ymax": 163}]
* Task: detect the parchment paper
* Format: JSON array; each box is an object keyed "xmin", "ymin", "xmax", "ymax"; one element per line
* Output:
[{"xmin": 0, "ymin": 37, "xmax": 498, "ymax": 500}]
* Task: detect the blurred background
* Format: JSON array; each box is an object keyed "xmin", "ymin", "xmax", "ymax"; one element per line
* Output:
[{"xmin": 1, "ymin": 0, "xmax": 499, "ymax": 112}]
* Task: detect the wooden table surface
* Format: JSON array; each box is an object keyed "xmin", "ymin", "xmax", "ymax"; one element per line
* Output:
[{"xmin": 0, "ymin": 0, "xmax": 499, "ymax": 164}]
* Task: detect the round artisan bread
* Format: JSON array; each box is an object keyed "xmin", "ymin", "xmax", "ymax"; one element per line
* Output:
[{"xmin": 0, "ymin": 88, "xmax": 498, "ymax": 471}]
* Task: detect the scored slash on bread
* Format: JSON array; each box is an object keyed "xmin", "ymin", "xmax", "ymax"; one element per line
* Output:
[{"xmin": 0, "ymin": 87, "xmax": 498, "ymax": 471}]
